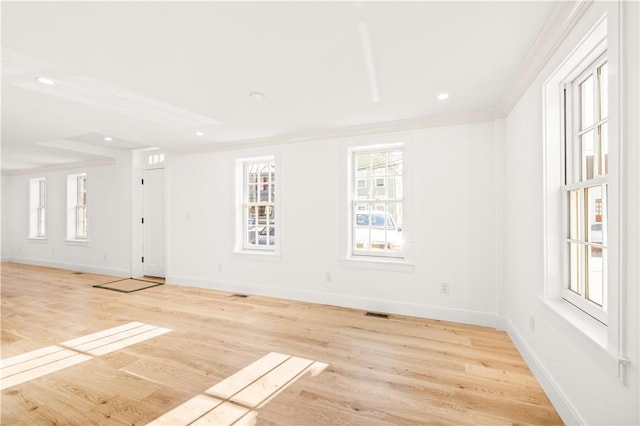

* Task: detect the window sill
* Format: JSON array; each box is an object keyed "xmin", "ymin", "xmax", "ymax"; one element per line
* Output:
[
  {"xmin": 65, "ymin": 239, "xmax": 89, "ymax": 246},
  {"xmin": 539, "ymin": 297, "xmax": 631, "ymax": 382},
  {"xmin": 539, "ymin": 296, "xmax": 608, "ymax": 350},
  {"xmin": 28, "ymin": 237, "xmax": 48, "ymax": 242},
  {"xmin": 340, "ymin": 255, "xmax": 414, "ymax": 273},
  {"xmin": 232, "ymin": 249, "xmax": 281, "ymax": 262}
]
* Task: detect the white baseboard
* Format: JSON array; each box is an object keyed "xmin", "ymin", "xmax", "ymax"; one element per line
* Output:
[
  {"xmin": 6, "ymin": 257, "xmax": 130, "ymax": 278},
  {"xmin": 495, "ymin": 315, "xmax": 508, "ymax": 331},
  {"xmin": 505, "ymin": 318, "xmax": 584, "ymax": 425},
  {"xmin": 166, "ymin": 274, "xmax": 497, "ymax": 328}
]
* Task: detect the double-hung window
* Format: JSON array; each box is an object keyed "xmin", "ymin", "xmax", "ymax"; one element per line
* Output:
[
  {"xmin": 67, "ymin": 173, "xmax": 87, "ymax": 240},
  {"xmin": 28, "ymin": 177, "xmax": 46, "ymax": 238},
  {"xmin": 563, "ymin": 53, "xmax": 608, "ymax": 324},
  {"xmin": 242, "ymin": 159, "xmax": 276, "ymax": 250},
  {"xmin": 351, "ymin": 147, "xmax": 403, "ymax": 258}
]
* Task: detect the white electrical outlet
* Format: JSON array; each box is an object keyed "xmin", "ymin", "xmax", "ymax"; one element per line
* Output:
[
  {"xmin": 325, "ymin": 272, "xmax": 332, "ymax": 282},
  {"xmin": 529, "ymin": 314, "xmax": 536, "ymax": 332},
  {"xmin": 440, "ymin": 282, "xmax": 450, "ymax": 295}
]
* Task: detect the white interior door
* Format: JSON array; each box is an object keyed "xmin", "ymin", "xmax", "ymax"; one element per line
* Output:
[{"xmin": 143, "ymin": 168, "xmax": 165, "ymax": 277}]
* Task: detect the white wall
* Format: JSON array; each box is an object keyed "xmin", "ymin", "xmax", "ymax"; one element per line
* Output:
[
  {"xmin": 168, "ymin": 121, "xmax": 501, "ymax": 327},
  {"xmin": 1, "ymin": 176, "xmax": 13, "ymax": 262},
  {"xmin": 503, "ymin": 2, "xmax": 639, "ymax": 424},
  {"xmin": 1, "ymin": 156, "xmax": 133, "ymax": 276}
]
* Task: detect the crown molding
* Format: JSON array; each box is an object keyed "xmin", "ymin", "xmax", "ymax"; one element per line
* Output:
[
  {"xmin": 498, "ymin": 0, "xmax": 592, "ymax": 115},
  {"xmin": 181, "ymin": 107, "xmax": 502, "ymax": 156},
  {"xmin": 2, "ymin": 158, "xmax": 115, "ymax": 176}
]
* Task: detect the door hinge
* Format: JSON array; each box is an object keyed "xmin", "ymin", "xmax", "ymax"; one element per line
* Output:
[
  {"xmin": 141, "ymin": 178, "xmax": 144, "ymax": 185},
  {"xmin": 141, "ymin": 256, "xmax": 144, "ymax": 263},
  {"xmin": 141, "ymin": 217, "xmax": 144, "ymax": 224}
]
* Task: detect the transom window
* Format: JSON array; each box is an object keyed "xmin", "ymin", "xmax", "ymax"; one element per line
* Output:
[
  {"xmin": 243, "ymin": 159, "xmax": 276, "ymax": 250},
  {"xmin": 563, "ymin": 53, "xmax": 608, "ymax": 323},
  {"xmin": 147, "ymin": 152, "xmax": 165, "ymax": 166},
  {"xmin": 351, "ymin": 147, "xmax": 403, "ymax": 258},
  {"xmin": 28, "ymin": 177, "xmax": 46, "ymax": 238}
]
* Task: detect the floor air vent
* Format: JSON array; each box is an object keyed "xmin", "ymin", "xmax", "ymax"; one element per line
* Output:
[
  {"xmin": 365, "ymin": 312, "xmax": 389, "ymax": 319},
  {"xmin": 231, "ymin": 293, "xmax": 249, "ymax": 298}
]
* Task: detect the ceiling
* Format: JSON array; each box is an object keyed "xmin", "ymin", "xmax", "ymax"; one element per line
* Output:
[{"xmin": 1, "ymin": 1, "xmax": 560, "ymax": 173}]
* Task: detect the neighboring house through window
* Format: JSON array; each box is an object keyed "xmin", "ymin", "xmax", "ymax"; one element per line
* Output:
[
  {"xmin": 350, "ymin": 146, "xmax": 404, "ymax": 258},
  {"xmin": 240, "ymin": 158, "xmax": 276, "ymax": 251}
]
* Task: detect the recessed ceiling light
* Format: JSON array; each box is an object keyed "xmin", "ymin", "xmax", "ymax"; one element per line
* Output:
[
  {"xmin": 437, "ymin": 93, "xmax": 450, "ymax": 101},
  {"xmin": 195, "ymin": 131, "xmax": 204, "ymax": 136},
  {"xmin": 104, "ymin": 136, "xmax": 113, "ymax": 142},
  {"xmin": 36, "ymin": 77, "xmax": 55, "ymax": 86},
  {"xmin": 249, "ymin": 91, "xmax": 266, "ymax": 101}
]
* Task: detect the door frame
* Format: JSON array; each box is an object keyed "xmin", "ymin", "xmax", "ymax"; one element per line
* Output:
[{"xmin": 131, "ymin": 150, "xmax": 168, "ymax": 279}]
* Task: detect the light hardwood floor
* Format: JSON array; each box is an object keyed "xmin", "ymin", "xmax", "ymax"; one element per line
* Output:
[{"xmin": 1, "ymin": 263, "xmax": 563, "ymax": 425}]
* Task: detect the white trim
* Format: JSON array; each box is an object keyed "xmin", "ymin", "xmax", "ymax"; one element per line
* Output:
[
  {"xmin": 2, "ymin": 159, "xmax": 115, "ymax": 176},
  {"xmin": 6, "ymin": 258, "xmax": 128, "ymax": 278},
  {"xmin": 65, "ymin": 239, "xmax": 90, "ymax": 246},
  {"xmin": 180, "ymin": 108, "xmax": 499, "ymax": 157},
  {"xmin": 504, "ymin": 318, "xmax": 584, "ymax": 426},
  {"xmin": 499, "ymin": 0, "xmax": 593, "ymax": 115},
  {"xmin": 612, "ymin": 0, "xmax": 625, "ymax": 372},
  {"xmin": 27, "ymin": 237, "xmax": 48, "ymax": 243},
  {"xmin": 230, "ymin": 251, "xmax": 281, "ymax": 262},
  {"xmin": 166, "ymin": 274, "xmax": 497, "ymax": 328},
  {"xmin": 339, "ymin": 257, "xmax": 414, "ymax": 273}
]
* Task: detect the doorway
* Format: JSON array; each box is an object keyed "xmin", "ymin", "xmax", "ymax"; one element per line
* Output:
[{"xmin": 142, "ymin": 168, "xmax": 165, "ymax": 278}]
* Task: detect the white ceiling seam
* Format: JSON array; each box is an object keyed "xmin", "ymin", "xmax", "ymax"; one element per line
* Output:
[{"xmin": 358, "ymin": 21, "xmax": 380, "ymax": 104}]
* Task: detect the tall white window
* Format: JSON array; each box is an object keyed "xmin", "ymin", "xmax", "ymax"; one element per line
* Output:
[
  {"xmin": 242, "ymin": 159, "xmax": 276, "ymax": 250},
  {"xmin": 351, "ymin": 147, "xmax": 403, "ymax": 258},
  {"xmin": 563, "ymin": 54, "xmax": 609, "ymax": 324},
  {"xmin": 67, "ymin": 173, "xmax": 87, "ymax": 240},
  {"xmin": 28, "ymin": 177, "xmax": 46, "ymax": 238}
]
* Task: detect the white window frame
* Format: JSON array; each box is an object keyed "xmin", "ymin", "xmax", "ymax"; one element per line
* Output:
[
  {"xmin": 562, "ymin": 53, "xmax": 609, "ymax": 324},
  {"xmin": 349, "ymin": 145, "xmax": 404, "ymax": 259},
  {"xmin": 543, "ymin": 11, "xmax": 628, "ymax": 375},
  {"xmin": 236, "ymin": 157, "xmax": 277, "ymax": 252},
  {"xmin": 28, "ymin": 177, "xmax": 47, "ymax": 239},
  {"xmin": 67, "ymin": 173, "xmax": 88, "ymax": 241}
]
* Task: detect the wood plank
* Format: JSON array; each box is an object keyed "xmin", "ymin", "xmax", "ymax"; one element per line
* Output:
[
  {"xmin": 1, "ymin": 352, "xmax": 92, "ymax": 390},
  {"xmin": 189, "ymin": 401, "xmax": 251, "ymax": 426},
  {"xmin": 205, "ymin": 352, "xmax": 290, "ymax": 400},
  {"xmin": 0, "ymin": 345, "xmax": 62, "ymax": 369},
  {"xmin": 61, "ymin": 322, "xmax": 146, "ymax": 347},
  {"xmin": 1, "ymin": 347, "xmax": 77, "ymax": 379},
  {"xmin": 87, "ymin": 327, "xmax": 171, "ymax": 356},
  {"xmin": 256, "ymin": 360, "xmax": 329, "ymax": 409},
  {"xmin": 146, "ymin": 394, "xmax": 223, "ymax": 426},
  {"xmin": 231, "ymin": 356, "xmax": 314, "ymax": 409},
  {"xmin": 65, "ymin": 324, "xmax": 157, "ymax": 353}
]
